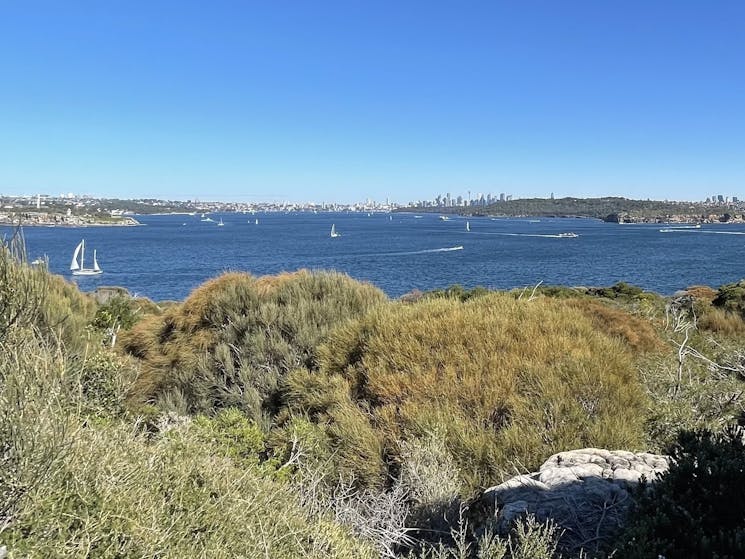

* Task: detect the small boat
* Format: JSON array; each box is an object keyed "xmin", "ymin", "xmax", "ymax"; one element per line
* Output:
[
  {"xmin": 201, "ymin": 217, "xmax": 214, "ymax": 222},
  {"xmin": 330, "ymin": 224, "xmax": 341, "ymax": 238},
  {"xmin": 70, "ymin": 239, "xmax": 102, "ymax": 276},
  {"xmin": 31, "ymin": 257, "xmax": 46, "ymax": 266},
  {"xmin": 439, "ymin": 216, "xmax": 450, "ymax": 221},
  {"xmin": 217, "ymin": 218, "xmax": 225, "ymax": 227},
  {"xmin": 255, "ymin": 219, "xmax": 259, "ymax": 225},
  {"xmin": 414, "ymin": 215, "xmax": 423, "ymax": 219},
  {"xmin": 557, "ymin": 232, "xmax": 578, "ymax": 238},
  {"xmin": 466, "ymin": 221, "xmax": 470, "ymax": 232}
]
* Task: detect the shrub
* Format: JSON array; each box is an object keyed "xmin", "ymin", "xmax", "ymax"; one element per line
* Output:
[
  {"xmin": 617, "ymin": 426, "xmax": 745, "ymax": 559},
  {"xmin": 0, "ymin": 333, "xmax": 73, "ymax": 530},
  {"xmin": 5, "ymin": 419, "xmax": 377, "ymax": 558},
  {"xmin": 0, "ymin": 233, "xmax": 47, "ymax": 343},
  {"xmin": 712, "ymin": 279, "xmax": 745, "ymax": 318},
  {"xmin": 289, "ymin": 293, "xmax": 650, "ymax": 491},
  {"xmin": 120, "ymin": 270, "xmax": 386, "ymax": 420}
]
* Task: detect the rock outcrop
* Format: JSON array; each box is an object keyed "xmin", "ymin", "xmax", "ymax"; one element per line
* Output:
[{"xmin": 474, "ymin": 448, "xmax": 669, "ymax": 555}]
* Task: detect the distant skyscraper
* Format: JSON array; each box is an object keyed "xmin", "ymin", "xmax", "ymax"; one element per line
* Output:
[{"xmin": 500, "ymin": 193, "xmax": 505, "ymax": 202}]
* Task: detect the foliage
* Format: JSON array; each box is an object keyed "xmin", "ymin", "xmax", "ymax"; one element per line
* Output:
[
  {"xmin": 712, "ymin": 279, "xmax": 745, "ymax": 318},
  {"xmin": 192, "ymin": 408, "xmax": 268, "ymax": 468},
  {"xmin": 617, "ymin": 426, "xmax": 745, "ymax": 559},
  {"xmin": 423, "ymin": 284, "xmax": 491, "ymax": 302},
  {"xmin": 6, "ymin": 418, "xmax": 377, "ymax": 558},
  {"xmin": 92, "ymin": 295, "xmax": 141, "ymax": 331},
  {"xmin": 285, "ymin": 293, "xmax": 650, "ymax": 491},
  {"xmin": 0, "ymin": 231, "xmax": 47, "ymax": 343},
  {"xmin": 413, "ymin": 511, "xmax": 559, "ymax": 559},
  {"xmin": 0, "ymin": 332, "xmax": 72, "ymax": 532},
  {"xmin": 38, "ymin": 270, "xmax": 98, "ymax": 351},
  {"xmin": 120, "ymin": 270, "xmax": 386, "ymax": 421}
]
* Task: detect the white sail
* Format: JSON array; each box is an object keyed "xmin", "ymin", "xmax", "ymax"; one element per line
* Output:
[
  {"xmin": 466, "ymin": 221, "xmax": 470, "ymax": 232},
  {"xmin": 330, "ymin": 224, "xmax": 340, "ymax": 238},
  {"xmin": 70, "ymin": 240, "xmax": 82, "ymax": 270},
  {"xmin": 71, "ymin": 239, "xmax": 103, "ymax": 275}
]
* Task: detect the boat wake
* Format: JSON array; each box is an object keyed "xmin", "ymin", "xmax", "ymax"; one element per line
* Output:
[
  {"xmin": 390, "ymin": 246, "xmax": 464, "ymax": 255},
  {"xmin": 361, "ymin": 246, "xmax": 465, "ymax": 257},
  {"xmin": 660, "ymin": 229, "xmax": 745, "ymax": 235},
  {"xmin": 475, "ymin": 232, "xmax": 579, "ymax": 238}
]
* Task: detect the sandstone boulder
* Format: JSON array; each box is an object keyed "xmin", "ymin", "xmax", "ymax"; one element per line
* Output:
[{"xmin": 474, "ymin": 448, "xmax": 669, "ymax": 555}]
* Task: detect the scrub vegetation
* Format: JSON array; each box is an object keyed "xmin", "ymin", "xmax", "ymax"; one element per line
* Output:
[{"xmin": 2, "ymin": 232, "xmax": 745, "ymax": 558}]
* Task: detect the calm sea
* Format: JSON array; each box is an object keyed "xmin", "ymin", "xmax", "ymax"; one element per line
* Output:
[{"xmin": 4, "ymin": 212, "xmax": 744, "ymax": 301}]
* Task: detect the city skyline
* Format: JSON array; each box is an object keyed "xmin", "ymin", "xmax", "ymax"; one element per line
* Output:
[{"xmin": 1, "ymin": 2, "xmax": 744, "ymax": 202}]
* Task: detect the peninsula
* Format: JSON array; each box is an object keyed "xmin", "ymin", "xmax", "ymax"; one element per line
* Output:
[{"xmin": 402, "ymin": 196, "xmax": 745, "ymax": 224}]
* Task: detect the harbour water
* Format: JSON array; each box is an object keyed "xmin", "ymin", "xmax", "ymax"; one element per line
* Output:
[{"xmin": 5, "ymin": 212, "xmax": 745, "ymax": 301}]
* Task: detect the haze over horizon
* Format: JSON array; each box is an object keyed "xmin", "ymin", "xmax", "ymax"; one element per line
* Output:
[{"xmin": 1, "ymin": 1, "xmax": 743, "ymax": 203}]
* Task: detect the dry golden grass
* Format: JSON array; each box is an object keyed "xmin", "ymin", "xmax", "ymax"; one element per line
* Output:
[
  {"xmin": 684, "ymin": 285, "xmax": 718, "ymax": 302},
  {"xmin": 697, "ymin": 306, "xmax": 745, "ymax": 336},
  {"xmin": 565, "ymin": 298, "xmax": 665, "ymax": 353},
  {"xmin": 300, "ymin": 294, "xmax": 650, "ymax": 490}
]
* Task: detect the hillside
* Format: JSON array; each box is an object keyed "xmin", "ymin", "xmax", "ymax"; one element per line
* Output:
[{"xmin": 2, "ymin": 233, "xmax": 745, "ymax": 558}]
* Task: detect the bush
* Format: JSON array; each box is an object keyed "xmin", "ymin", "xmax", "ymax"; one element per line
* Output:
[
  {"xmin": 120, "ymin": 270, "xmax": 386, "ymax": 421},
  {"xmin": 5, "ymin": 419, "xmax": 377, "ymax": 558},
  {"xmin": 713, "ymin": 279, "xmax": 745, "ymax": 318},
  {"xmin": 0, "ymin": 232, "xmax": 47, "ymax": 343},
  {"xmin": 286, "ymin": 293, "xmax": 651, "ymax": 491},
  {"xmin": 617, "ymin": 426, "xmax": 745, "ymax": 559}
]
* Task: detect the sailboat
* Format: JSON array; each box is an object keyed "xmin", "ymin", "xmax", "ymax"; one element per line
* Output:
[
  {"xmin": 217, "ymin": 218, "xmax": 225, "ymax": 227},
  {"xmin": 70, "ymin": 239, "xmax": 102, "ymax": 276},
  {"xmin": 330, "ymin": 224, "xmax": 341, "ymax": 238},
  {"xmin": 255, "ymin": 218, "xmax": 259, "ymax": 225},
  {"xmin": 466, "ymin": 221, "xmax": 470, "ymax": 232}
]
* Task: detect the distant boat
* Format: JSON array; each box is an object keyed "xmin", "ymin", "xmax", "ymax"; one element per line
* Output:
[
  {"xmin": 557, "ymin": 232, "xmax": 578, "ymax": 238},
  {"xmin": 31, "ymin": 257, "xmax": 46, "ymax": 266},
  {"xmin": 201, "ymin": 217, "xmax": 214, "ymax": 222},
  {"xmin": 466, "ymin": 221, "xmax": 470, "ymax": 232},
  {"xmin": 255, "ymin": 219, "xmax": 259, "ymax": 225},
  {"xmin": 439, "ymin": 216, "xmax": 449, "ymax": 221},
  {"xmin": 70, "ymin": 239, "xmax": 102, "ymax": 276},
  {"xmin": 330, "ymin": 224, "xmax": 341, "ymax": 238},
  {"xmin": 217, "ymin": 218, "xmax": 225, "ymax": 227},
  {"xmin": 389, "ymin": 215, "xmax": 393, "ymax": 221},
  {"xmin": 414, "ymin": 215, "xmax": 423, "ymax": 219},
  {"xmin": 663, "ymin": 224, "xmax": 701, "ymax": 230}
]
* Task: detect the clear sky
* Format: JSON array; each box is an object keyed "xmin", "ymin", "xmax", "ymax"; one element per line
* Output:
[{"xmin": 0, "ymin": 1, "xmax": 743, "ymax": 203}]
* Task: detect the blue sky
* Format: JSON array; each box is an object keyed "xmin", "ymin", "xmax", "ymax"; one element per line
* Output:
[{"xmin": 0, "ymin": 1, "xmax": 743, "ymax": 203}]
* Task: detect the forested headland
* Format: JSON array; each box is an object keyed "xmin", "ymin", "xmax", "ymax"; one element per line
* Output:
[{"xmin": 402, "ymin": 196, "xmax": 742, "ymax": 223}]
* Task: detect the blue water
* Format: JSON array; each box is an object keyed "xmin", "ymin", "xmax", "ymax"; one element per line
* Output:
[{"xmin": 5, "ymin": 213, "xmax": 745, "ymax": 301}]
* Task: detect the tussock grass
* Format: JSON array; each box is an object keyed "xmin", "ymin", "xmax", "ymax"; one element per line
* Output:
[
  {"xmin": 287, "ymin": 293, "xmax": 650, "ymax": 491},
  {"xmin": 121, "ymin": 270, "xmax": 387, "ymax": 420}
]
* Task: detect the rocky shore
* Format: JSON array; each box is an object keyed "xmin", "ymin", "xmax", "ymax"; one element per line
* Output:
[{"xmin": 0, "ymin": 211, "xmax": 141, "ymax": 227}]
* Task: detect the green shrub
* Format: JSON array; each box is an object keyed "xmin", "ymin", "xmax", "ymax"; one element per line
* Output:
[
  {"xmin": 618, "ymin": 426, "xmax": 745, "ymax": 559},
  {"xmin": 6, "ymin": 419, "xmax": 377, "ymax": 558},
  {"xmin": 0, "ymin": 233, "xmax": 47, "ymax": 343},
  {"xmin": 192, "ymin": 408, "xmax": 267, "ymax": 468},
  {"xmin": 713, "ymin": 279, "xmax": 745, "ymax": 318},
  {"xmin": 120, "ymin": 270, "xmax": 387, "ymax": 420}
]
